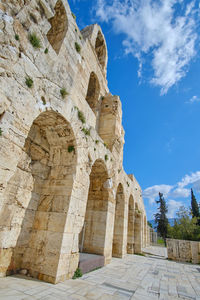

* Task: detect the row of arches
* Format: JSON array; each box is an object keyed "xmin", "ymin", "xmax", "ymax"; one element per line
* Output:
[
  {"xmin": 0, "ymin": 110, "xmax": 145, "ymax": 282},
  {"xmin": 46, "ymin": 0, "xmax": 107, "ymax": 71}
]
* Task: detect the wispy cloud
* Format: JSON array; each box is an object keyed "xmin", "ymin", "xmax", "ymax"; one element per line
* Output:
[
  {"xmin": 96, "ymin": 0, "xmax": 199, "ymax": 94},
  {"xmin": 143, "ymin": 171, "xmax": 200, "ymax": 206},
  {"xmin": 187, "ymin": 95, "xmax": 200, "ymax": 103},
  {"xmin": 168, "ymin": 199, "xmax": 183, "ymax": 218},
  {"xmin": 143, "ymin": 184, "xmax": 173, "ymax": 205}
]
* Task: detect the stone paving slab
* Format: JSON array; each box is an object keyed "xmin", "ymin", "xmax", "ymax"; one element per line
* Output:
[{"xmin": 1, "ymin": 247, "xmax": 200, "ymax": 299}]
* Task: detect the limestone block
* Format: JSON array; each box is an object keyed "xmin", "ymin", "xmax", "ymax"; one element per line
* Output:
[
  {"xmin": 47, "ymin": 212, "xmax": 67, "ymax": 232},
  {"xmin": 0, "ymin": 248, "xmax": 13, "ymax": 277}
]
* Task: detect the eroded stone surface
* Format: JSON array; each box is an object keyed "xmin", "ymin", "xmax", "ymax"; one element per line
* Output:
[{"xmin": 0, "ymin": 0, "xmax": 149, "ymax": 283}]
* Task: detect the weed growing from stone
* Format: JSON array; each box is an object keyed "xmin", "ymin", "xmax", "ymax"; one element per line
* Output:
[
  {"xmin": 41, "ymin": 96, "xmax": 46, "ymax": 105},
  {"xmin": 60, "ymin": 88, "xmax": 68, "ymax": 99},
  {"xmin": 95, "ymin": 140, "xmax": 99, "ymax": 144},
  {"xmin": 127, "ymin": 182, "xmax": 130, "ymax": 187},
  {"xmin": 82, "ymin": 127, "xmax": 90, "ymax": 136},
  {"xmin": 105, "ymin": 154, "xmax": 108, "ymax": 161},
  {"xmin": 15, "ymin": 34, "xmax": 19, "ymax": 41},
  {"xmin": 72, "ymin": 268, "xmax": 82, "ymax": 279},
  {"xmin": 75, "ymin": 42, "xmax": 81, "ymax": 53},
  {"xmin": 44, "ymin": 48, "xmax": 48, "ymax": 54},
  {"xmin": 29, "ymin": 33, "xmax": 41, "ymax": 48},
  {"xmin": 0, "ymin": 128, "xmax": 2, "ymax": 136},
  {"xmin": 25, "ymin": 77, "xmax": 33, "ymax": 88},
  {"xmin": 68, "ymin": 145, "xmax": 75, "ymax": 153},
  {"xmin": 72, "ymin": 12, "xmax": 76, "ymax": 20},
  {"xmin": 78, "ymin": 110, "xmax": 86, "ymax": 123}
]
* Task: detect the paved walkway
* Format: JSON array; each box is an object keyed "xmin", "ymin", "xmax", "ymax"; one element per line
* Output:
[
  {"xmin": 1, "ymin": 247, "xmax": 200, "ymax": 299},
  {"xmin": 142, "ymin": 246, "xmax": 168, "ymax": 258}
]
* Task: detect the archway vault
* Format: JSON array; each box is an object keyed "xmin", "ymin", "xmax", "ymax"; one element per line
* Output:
[
  {"xmin": 80, "ymin": 159, "xmax": 113, "ymax": 263},
  {"xmin": 1, "ymin": 110, "xmax": 77, "ymax": 283}
]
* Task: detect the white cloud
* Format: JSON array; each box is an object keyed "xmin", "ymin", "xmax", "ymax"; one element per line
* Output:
[
  {"xmin": 177, "ymin": 171, "xmax": 200, "ymax": 188},
  {"xmin": 188, "ymin": 95, "xmax": 200, "ymax": 103},
  {"xmin": 96, "ymin": 0, "xmax": 198, "ymax": 94},
  {"xmin": 170, "ymin": 187, "xmax": 190, "ymax": 198},
  {"xmin": 143, "ymin": 184, "xmax": 173, "ymax": 205},
  {"xmin": 143, "ymin": 171, "xmax": 200, "ymax": 208},
  {"xmin": 168, "ymin": 199, "xmax": 183, "ymax": 218}
]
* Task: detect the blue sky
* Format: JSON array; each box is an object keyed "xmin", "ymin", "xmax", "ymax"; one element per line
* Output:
[{"xmin": 69, "ymin": 0, "xmax": 200, "ymax": 220}]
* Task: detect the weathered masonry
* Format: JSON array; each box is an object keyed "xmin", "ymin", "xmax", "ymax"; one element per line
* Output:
[{"xmin": 0, "ymin": 0, "xmax": 149, "ymax": 284}]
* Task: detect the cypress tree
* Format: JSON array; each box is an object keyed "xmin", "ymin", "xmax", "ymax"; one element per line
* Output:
[
  {"xmin": 154, "ymin": 192, "xmax": 168, "ymax": 243},
  {"xmin": 191, "ymin": 188, "xmax": 200, "ymax": 225}
]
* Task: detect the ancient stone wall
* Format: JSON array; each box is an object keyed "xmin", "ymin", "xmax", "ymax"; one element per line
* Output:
[
  {"xmin": 167, "ymin": 239, "xmax": 200, "ymax": 264},
  {"xmin": 0, "ymin": 0, "xmax": 148, "ymax": 283}
]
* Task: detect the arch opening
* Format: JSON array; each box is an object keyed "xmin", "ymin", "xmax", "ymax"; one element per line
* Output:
[
  {"xmin": 112, "ymin": 183, "xmax": 125, "ymax": 258},
  {"xmin": 80, "ymin": 160, "xmax": 109, "ymax": 258},
  {"xmin": 85, "ymin": 72, "xmax": 100, "ymax": 115},
  {"xmin": 47, "ymin": 0, "xmax": 68, "ymax": 54},
  {"xmin": 2, "ymin": 111, "xmax": 77, "ymax": 281},
  {"xmin": 95, "ymin": 31, "xmax": 106, "ymax": 70},
  {"xmin": 127, "ymin": 195, "xmax": 135, "ymax": 254}
]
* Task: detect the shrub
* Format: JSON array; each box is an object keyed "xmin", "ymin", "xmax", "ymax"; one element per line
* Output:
[
  {"xmin": 60, "ymin": 88, "xmax": 68, "ymax": 99},
  {"xmin": 15, "ymin": 34, "xmax": 19, "ymax": 41},
  {"xmin": 105, "ymin": 154, "xmax": 108, "ymax": 161},
  {"xmin": 25, "ymin": 77, "xmax": 33, "ymax": 88},
  {"xmin": 82, "ymin": 127, "xmax": 90, "ymax": 136},
  {"xmin": 75, "ymin": 42, "xmax": 81, "ymax": 53},
  {"xmin": 44, "ymin": 48, "xmax": 48, "ymax": 54},
  {"xmin": 68, "ymin": 145, "xmax": 75, "ymax": 153},
  {"xmin": 72, "ymin": 268, "xmax": 82, "ymax": 279},
  {"xmin": 29, "ymin": 33, "xmax": 41, "ymax": 48},
  {"xmin": 41, "ymin": 96, "xmax": 46, "ymax": 105},
  {"xmin": 71, "ymin": 12, "xmax": 76, "ymax": 20},
  {"xmin": 78, "ymin": 110, "xmax": 86, "ymax": 124}
]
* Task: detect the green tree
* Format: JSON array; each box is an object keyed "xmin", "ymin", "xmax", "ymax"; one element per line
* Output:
[
  {"xmin": 191, "ymin": 189, "xmax": 200, "ymax": 225},
  {"xmin": 167, "ymin": 206, "xmax": 200, "ymax": 241},
  {"xmin": 147, "ymin": 221, "xmax": 152, "ymax": 228},
  {"xmin": 154, "ymin": 192, "xmax": 168, "ymax": 243}
]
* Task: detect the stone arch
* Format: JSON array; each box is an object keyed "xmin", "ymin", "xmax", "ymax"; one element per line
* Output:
[
  {"xmin": 47, "ymin": 0, "xmax": 68, "ymax": 54},
  {"xmin": 86, "ymin": 72, "xmax": 100, "ymax": 115},
  {"xmin": 134, "ymin": 203, "xmax": 142, "ymax": 253},
  {"xmin": 127, "ymin": 194, "xmax": 135, "ymax": 254},
  {"xmin": 81, "ymin": 159, "xmax": 110, "ymax": 260},
  {"xmin": 95, "ymin": 31, "xmax": 106, "ymax": 70},
  {"xmin": 112, "ymin": 183, "xmax": 126, "ymax": 258},
  {"xmin": 1, "ymin": 111, "xmax": 77, "ymax": 282}
]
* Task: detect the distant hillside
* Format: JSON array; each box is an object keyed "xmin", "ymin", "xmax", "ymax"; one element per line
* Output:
[{"xmin": 148, "ymin": 218, "xmax": 175, "ymax": 231}]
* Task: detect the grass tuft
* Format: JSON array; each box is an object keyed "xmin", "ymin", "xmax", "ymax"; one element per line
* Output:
[
  {"xmin": 29, "ymin": 33, "xmax": 41, "ymax": 48},
  {"xmin": 75, "ymin": 42, "xmax": 81, "ymax": 53},
  {"xmin": 60, "ymin": 88, "xmax": 68, "ymax": 99},
  {"xmin": 25, "ymin": 77, "xmax": 33, "ymax": 88}
]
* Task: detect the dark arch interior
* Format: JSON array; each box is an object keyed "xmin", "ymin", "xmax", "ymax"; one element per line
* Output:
[
  {"xmin": 95, "ymin": 31, "xmax": 106, "ymax": 70},
  {"xmin": 47, "ymin": 0, "xmax": 68, "ymax": 54}
]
